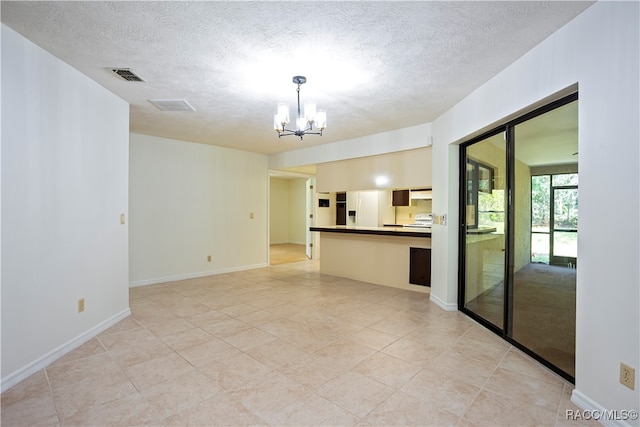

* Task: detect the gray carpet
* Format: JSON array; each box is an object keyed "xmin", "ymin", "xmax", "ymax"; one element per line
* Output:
[{"xmin": 466, "ymin": 263, "xmax": 576, "ymax": 377}]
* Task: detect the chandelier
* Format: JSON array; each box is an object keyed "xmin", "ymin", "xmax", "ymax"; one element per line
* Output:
[{"xmin": 274, "ymin": 76, "xmax": 326, "ymax": 140}]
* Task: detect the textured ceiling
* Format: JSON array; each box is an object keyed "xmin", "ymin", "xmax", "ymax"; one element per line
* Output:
[{"xmin": 2, "ymin": 1, "xmax": 593, "ymax": 155}]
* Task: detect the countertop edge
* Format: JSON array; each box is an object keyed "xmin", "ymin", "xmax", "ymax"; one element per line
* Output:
[{"xmin": 310, "ymin": 226, "xmax": 431, "ymax": 238}]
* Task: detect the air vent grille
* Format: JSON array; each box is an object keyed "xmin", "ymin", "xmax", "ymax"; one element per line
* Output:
[
  {"xmin": 148, "ymin": 99, "xmax": 196, "ymax": 112},
  {"xmin": 112, "ymin": 68, "xmax": 145, "ymax": 82}
]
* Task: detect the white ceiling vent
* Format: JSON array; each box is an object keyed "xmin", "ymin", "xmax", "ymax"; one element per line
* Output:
[
  {"xmin": 148, "ymin": 99, "xmax": 196, "ymax": 112},
  {"xmin": 111, "ymin": 68, "xmax": 145, "ymax": 82}
]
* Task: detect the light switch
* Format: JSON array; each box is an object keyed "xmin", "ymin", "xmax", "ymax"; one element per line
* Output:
[{"xmin": 120, "ymin": 214, "xmax": 125, "ymax": 224}]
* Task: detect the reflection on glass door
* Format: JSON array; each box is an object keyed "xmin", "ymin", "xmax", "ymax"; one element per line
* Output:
[
  {"xmin": 511, "ymin": 100, "xmax": 578, "ymax": 379},
  {"xmin": 531, "ymin": 174, "xmax": 579, "ymax": 266},
  {"xmin": 531, "ymin": 175, "xmax": 551, "ymax": 263},
  {"xmin": 460, "ymin": 94, "xmax": 578, "ymax": 381},
  {"xmin": 462, "ymin": 131, "xmax": 506, "ymax": 330}
]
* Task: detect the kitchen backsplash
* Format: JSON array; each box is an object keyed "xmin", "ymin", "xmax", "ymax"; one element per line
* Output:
[{"xmin": 395, "ymin": 199, "xmax": 433, "ymax": 225}]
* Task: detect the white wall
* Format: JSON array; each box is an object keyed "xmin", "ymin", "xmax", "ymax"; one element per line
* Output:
[
  {"xmin": 1, "ymin": 25, "xmax": 130, "ymax": 389},
  {"xmin": 431, "ymin": 1, "xmax": 639, "ymax": 418},
  {"xmin": 129, "ymin": 133, "xmax": 269, "ymax": 286},
  {"xmin": 269, "ymin": 123, "xmax": 431, "ymax": 170}
]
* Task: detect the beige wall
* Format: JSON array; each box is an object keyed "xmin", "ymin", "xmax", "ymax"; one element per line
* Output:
[
  {"xmin": 288, "ymin": 179, "xmax": 307, "ymax": 244},
  {"xmin": 395, "ymin": 199, "xmax": 433, "ymax": 225},
  {"xmin": 269, "ymin": 177, "xmax": 307, "ymax": 245},
  {"xmin": 269, "ymin": 178, "xmax": 289, "ymax": 244},
  {"xmin": 514, "ymin": 158, "xmax": 532, "ymax": 272}
]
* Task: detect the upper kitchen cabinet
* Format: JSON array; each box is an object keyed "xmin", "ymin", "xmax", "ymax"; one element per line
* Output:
[
  {"xmin": 317, "ymin": 156, "xmax": 371, "ymax": 192},
  {"xmin": 410, "ymin": 189, "xmax": 432, "ymax": 200},
  {"xmin": 316, "ymin": 147, "xmax": 431, "ymax": 193},
  {"xmin": 392, "ymin": 189, "xmax": 410, "ymax": 206}
]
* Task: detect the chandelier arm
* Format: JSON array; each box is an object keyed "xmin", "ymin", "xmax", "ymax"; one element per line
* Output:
[{"xmin": 280, "ymin": 126, "xmax": 298, "ymax": 133}]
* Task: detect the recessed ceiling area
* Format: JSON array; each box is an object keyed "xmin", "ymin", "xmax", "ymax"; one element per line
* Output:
[
  {"xmin": 484, "ymin": 100, "xmax": 579, "ymax": 167},
  {"xmin": 1, "ymin": 1, "xmax": 593, "ymax": 155},
  {"xmin": 515, "ymin": 101, "xmax": 578, "ymax": 167}
]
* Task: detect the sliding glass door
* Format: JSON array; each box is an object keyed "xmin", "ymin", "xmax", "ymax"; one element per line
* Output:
[
  {"xmin": 459, "ymin": 94, "xmax": 578, "ymax": 381},
  {"xmin": 461, "ymin": 131, "xmax": 506, "ymax": 331}
]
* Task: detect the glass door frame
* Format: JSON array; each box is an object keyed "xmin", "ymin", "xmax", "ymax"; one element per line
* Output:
[{"xmin": 457, "ymin": 92, "xmax": 578, "ymax": 383}]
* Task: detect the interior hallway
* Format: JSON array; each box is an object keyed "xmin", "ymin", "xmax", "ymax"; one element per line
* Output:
[
  {"xmin": 1, "ymin": 259, "xmax": 596, "ymax": 426},
  {"xmin": 269, "ymin": 243, "xmax": 308, "ymax": 265}
]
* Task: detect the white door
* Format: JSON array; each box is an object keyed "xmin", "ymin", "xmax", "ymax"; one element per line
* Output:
[{"xmin": 305, "ymin": 178, "xmax": 315, "ymax": 259}]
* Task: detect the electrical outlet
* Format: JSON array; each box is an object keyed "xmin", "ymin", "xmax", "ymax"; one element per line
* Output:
[
  {"xmin": 78, "ymin": 298, "xmax": 85, "ymax": 313},
  {"xmin": 207, "ymin": 255, "xmax": 212, "ymax": 262},
  {"xmin": 620, "ymin": 363, "xmax": 635, "ymax": 390},
  {"xmin": 250, "ymin": 212, "xmax": 254, "ymax": 219}
]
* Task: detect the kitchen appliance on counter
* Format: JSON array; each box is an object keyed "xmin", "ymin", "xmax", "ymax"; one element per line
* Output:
[{"xmin": 403, "ymin": 213, "xmax": 433, "ymax": 228}]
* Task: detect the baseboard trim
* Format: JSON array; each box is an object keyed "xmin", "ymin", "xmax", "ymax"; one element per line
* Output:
[
  {"xmin": 1, "ymin": 308, "xmax": 131, "ymax": 393},
  {"xmin": 430, "ymin": 293, "xmax": 458, "ymax": 311},
  {"xmin": 571, "ymin": 389, "xmax": 634, "ymax": 427},
  {"xmin": 129, "ymin": 263, "xmax": 269, "ymax": 288}
]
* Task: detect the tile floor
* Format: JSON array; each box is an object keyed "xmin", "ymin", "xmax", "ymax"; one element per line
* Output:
[
  {"xmin": 1, "ymin": 260, "xmax": 598, "ymax": 426},
  {"xmin": 269, "ymin": 243, "xmax": 308, "ymax": 265}
]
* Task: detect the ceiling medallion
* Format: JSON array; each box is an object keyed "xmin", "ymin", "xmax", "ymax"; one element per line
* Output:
[{"xmin": 274, "ymin": 76, "xmax": 326, "ymax": 140}]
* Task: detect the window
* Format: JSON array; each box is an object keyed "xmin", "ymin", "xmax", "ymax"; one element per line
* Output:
[
  {"xmin": 531, "ymin": 173, "xmax": 578, "ymax": 265},
  {"xmin": 466, "ymin": 158, "xmax": 497, "ymax": 229}
]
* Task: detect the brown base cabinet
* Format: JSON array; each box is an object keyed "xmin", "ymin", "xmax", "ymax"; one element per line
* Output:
[{"xmin": 409, "ymin": 247, "xmax": 431, "ymax": 286}]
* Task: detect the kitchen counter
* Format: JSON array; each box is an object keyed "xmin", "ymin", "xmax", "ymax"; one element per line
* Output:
[
  {"xmin": 310, "ymin": 225, "xmax": 431, "ymax": 238},
  {"xmin": 310, "ymin": 226, "xmax": 431, "ymax": 293},
  {"xmin": 466, "ymin": 227, "xmax": 497, "ymax": 235}
]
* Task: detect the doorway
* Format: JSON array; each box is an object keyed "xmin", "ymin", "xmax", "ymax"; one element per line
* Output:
[
  {"xmin": 268, "ymin": 173, "xmax": 314, "ymax": 265},
  {"xmin": 459, "ymin": 94, "xmax": 578, "ymax": 380}
]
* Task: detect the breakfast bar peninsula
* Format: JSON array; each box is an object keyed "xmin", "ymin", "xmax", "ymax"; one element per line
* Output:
[{"xmin": 310, "ymin": 225, "xmax": 431, "ymax": 293}]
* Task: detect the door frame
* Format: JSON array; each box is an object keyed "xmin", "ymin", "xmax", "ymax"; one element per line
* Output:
[
  {"xmin": 268, "ymin": 170, "xmax": 316, "ymax": 264},
  {"xmin": 305, "ymin": 177, "xmax": 315, "ymax": 259}
]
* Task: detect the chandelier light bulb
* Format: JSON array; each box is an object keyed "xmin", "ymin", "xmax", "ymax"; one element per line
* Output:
[
  {"xmin": 297, "ymin": 116, "xmax": 307, "ymax": 132},
  {"xmin": 315, "ymin": 111, "xmax": 327, "ymax": 130},
  {"xmin": 304, "ymin": 102, "xmax": 316, "ymax": 123},
  {"xmin": 277, "ymin": 103, "xmax": 290, "ymax": 125}
]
